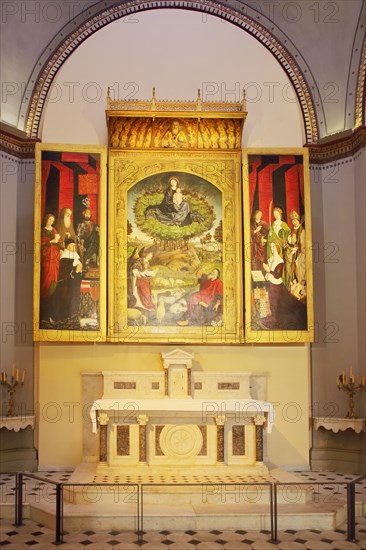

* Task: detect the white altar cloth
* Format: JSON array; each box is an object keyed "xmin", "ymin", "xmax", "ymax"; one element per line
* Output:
[{"xmin": 90, "ymin": 399, "xmax": 275, "ymax": 434}]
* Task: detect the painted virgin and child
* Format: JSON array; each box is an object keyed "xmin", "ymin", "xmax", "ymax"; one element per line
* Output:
[{"xmin": 144, "ymin": 176, "xmax": 202, "ymax": 227}]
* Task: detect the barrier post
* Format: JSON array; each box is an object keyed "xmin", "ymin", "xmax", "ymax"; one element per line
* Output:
[
  {"xmin": 15, "ymin": 473, "xmax": 23, "ymax": 526},
  {"xmin": 139, "ymin": 485, "xmax": 144, "ymax": 542},
  {"xmin": 273, "ymin": 483, "xmax": 278, "ymax": 542},
  {"xmin": 347, "ymin": 482, "xmax": 356, "ymax": 541},
  {"xmin": 55, "ymin": 483, "xmax": 62, "ymax": 544},
  {"xmin": 270, "ymin": 483, "xmax": 275, "ymax": 542}
]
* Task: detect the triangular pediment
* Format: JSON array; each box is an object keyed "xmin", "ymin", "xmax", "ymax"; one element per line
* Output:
[{"xmin": 162, "ymin": 348, "xmax": 194, "ymax": 360}]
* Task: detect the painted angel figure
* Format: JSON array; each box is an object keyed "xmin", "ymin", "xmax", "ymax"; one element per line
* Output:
[{"xmin": 127, "ymin": 247, "xmax": 157, "ymax": 312}]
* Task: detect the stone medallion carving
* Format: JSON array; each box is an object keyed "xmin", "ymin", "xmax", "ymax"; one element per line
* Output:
[{"xmin": 159, "ymin": 425, "xmax": 203, "ymax": 458}]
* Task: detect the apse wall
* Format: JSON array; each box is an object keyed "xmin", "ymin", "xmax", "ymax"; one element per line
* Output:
[
  {"xmin": 310, "ymin": 150, "xmax": 366, "ymax": 472},
  {"xmin": 40, "ymin": 10, "xmax": 304, "ymax": 147},
  {"xmin": 310, "ymin": 157, "xmax": 361, "ymax": 402},
  {"xmin": 0, "ymin": 151, "xmax": 37, "ymax": 470},
  {"xmin": 34, "ymin": 9, "xmax": 310, "ymax": 470}
]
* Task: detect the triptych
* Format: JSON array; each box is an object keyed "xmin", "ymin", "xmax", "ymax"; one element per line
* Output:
[{"xmin": 34, "ymin": 143, "xmax": 313, "ymax": 344}]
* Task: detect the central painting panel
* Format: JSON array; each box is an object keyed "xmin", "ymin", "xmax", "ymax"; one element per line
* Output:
[
  {"xmin": 128, "ymin": 171, "xmax": 222, "ymax": 326},
  {"xmin": 108, "ymin": 150, "xmax": 243, "ymax": 343}
]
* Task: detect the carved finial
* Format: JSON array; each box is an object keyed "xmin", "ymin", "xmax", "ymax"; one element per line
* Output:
[
  {"xmin": 197, "ymin": 88, "xmax": 202, "ymax": 111},
  {"xmin": 242, "ymin": 88, "xmax": 247, "ymax": 111},
  {"xmin": 107, "ymin": 86, "xmax": 111, "ymax": 109},
  {"xmin": 152, "ymin": 87, "xmax": 156, "ymax": 110}
]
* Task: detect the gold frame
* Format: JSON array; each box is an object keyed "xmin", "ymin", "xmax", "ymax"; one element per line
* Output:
[
  {"xmin": 242, "ymin": 148, "xmax": 314, "ymax": 343},
  {"xmin": 33, "ymin": 143, "xmax": 107, "ymax": 342},
  {"xmin": 108, "ymin": 149, "xmax": 243, "ymax": 343}
]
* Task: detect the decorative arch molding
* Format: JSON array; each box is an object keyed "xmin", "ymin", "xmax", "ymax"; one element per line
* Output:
[
  {"xmin": 346, "ymin": 1, "xmax": 366, "ymax": 130},
  {"xmin": 354, "ymin": 37, "xmax": 366, "ymax": 129},
  {"xmin": 23, "ymin": 0, "xmax": 319, "ymax": 143}
]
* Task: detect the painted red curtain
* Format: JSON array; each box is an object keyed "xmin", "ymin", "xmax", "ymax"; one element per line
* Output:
[{"xmin": 41, "ymin": 161, "xmax": 51, "ymax": 219}]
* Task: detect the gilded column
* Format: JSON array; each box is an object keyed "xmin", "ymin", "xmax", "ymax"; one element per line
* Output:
[
  {"xmin": 98, "ymin": 412, "xmax": 110, "ymax": 462},
  {"xmin": 253, "ymin": 414, "xmax": 266, "ymax": 463},
  {"xmin": 215, "ymin": 415, "xmax": 226, "ymax": 463},
  {"xmin": 137, "ymin": 414, "xmax": 149, "ymax": 463}
]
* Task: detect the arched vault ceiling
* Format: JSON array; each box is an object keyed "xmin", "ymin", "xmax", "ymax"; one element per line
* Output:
[{"xmin": 1, "ymin": 0, "xmax": 365, "ymax": 140}]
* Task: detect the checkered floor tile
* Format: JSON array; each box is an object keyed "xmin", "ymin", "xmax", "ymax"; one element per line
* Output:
[
  {"xmin": 93, "ymin": 471, "xmax": 274, "ymax": 484},
  {"xmin": 0, "ymin": 519, "xmax": 365, "ymax": 548}
]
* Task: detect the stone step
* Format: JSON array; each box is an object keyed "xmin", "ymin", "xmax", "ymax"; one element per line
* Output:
[
  {"xmin": 1, "ymin": 498, "xmax": 364, "ymax": 532},
  {"xmin": 63, "ymin": 482, "xmax": 312, "ymax": 506}
]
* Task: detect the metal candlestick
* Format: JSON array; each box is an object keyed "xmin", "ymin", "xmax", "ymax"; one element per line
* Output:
[
  {"xmin": 337, "ymin": 373, "xmax": 365, "ymax": 419},
  {"xmin": 1, "ymin": 373, "xmax": 24, "ymax": 417}
]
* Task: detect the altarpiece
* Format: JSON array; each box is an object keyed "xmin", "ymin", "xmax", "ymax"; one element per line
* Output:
[
  {"xmin": 33, "ymin": 90, "xmax": 314, "ymax": 343},
  {"xmin": 107, "ymin": 89, "xmax": 246, "ymax": 343}
]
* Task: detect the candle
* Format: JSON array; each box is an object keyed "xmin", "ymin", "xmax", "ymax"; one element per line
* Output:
[
  {"xmin": 342, "ymin": 371, "xmax": 345, "ymax": 384},
  {"xmin": 350, "ymin": 366, "xmax": 354, "ymax": 383},
  {"xmin": 16, "ymin": 369, "xmax": 19, "ymax": 382},
  {"xmin": 12, "ymin": 364, "xmax": 15, "ymax": 378},
  {"xmin": 4, "ymin": 372, "xmax": 7, "ymax": 382},
  {"xmin": 0, "ymin": 372, "xmax": 3, "ymax": 382},
  {"xmin": 22, "ymin": 371, "xmax": 25, "ymax": 383}
]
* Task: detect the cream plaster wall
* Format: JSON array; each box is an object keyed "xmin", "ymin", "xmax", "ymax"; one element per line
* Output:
[{"xmin": 37, "ymin": 343, "xmax": 310, "ymax": 470}]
